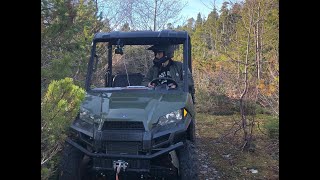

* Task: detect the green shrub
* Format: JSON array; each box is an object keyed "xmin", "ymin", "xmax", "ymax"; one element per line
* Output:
[
  {"xmin": 41, "ymin": 77, "xmax": 85, "ymax": 180},
  {"xmin": 264, "ymin": 116, "xmax": 279, "ymax": 139},
  {"xmin": 196, "ymin": 88, "xmax": 235, "ymax": 115},
  {"xmin": 195, "ymin": 87, "xmax": 272, "ymax": 116},
  {"xmin": 232, "ymin": 100, "xmax": 269, "ymax": 115}
]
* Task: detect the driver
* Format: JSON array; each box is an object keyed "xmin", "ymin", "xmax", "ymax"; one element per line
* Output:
[{"xmin": 142, "ymin": 44, "xmax": 196, "ymax": 102}]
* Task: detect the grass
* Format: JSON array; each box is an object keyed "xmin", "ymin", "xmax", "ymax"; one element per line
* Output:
[{"xmin": 196, "ymin": 113, "xmax": 279, "ymax": 180}]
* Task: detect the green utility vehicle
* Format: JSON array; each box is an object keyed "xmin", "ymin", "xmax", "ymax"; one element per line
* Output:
[{"xmin": 59, "ymin": 30, "xmax": 198, "ymax": 180}]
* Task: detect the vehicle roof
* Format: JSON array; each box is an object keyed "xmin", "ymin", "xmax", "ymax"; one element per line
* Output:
[{"xmin": 93, "ymin": 30, "xmax": 189, "ymax": 45}]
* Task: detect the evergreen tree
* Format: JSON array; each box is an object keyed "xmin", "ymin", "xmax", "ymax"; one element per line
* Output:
[
  {"xmin": 121, "ymin": 22, "xmax": 131, "ymax": 31},
  {"xmin": 204, "ymin": 8, "xmax": 219, "ymax": 51},
  {"xmin": 41, "ymin": 0, "xmax": 104, "ymax": 94},
  {"xmin": 167, "ymin": 23, "xmax": 174, "ymax": 29},
  {"xmin": 41, "ymin": 78, "xmax": 85, "ymax": 179},
  {"xmin": 195, "ymin": 12, "xmax": 202, "ymax": 28}
]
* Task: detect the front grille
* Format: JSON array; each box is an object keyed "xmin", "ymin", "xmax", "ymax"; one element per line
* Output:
[
  {"xmin": 105, "ymin": 141, "xmax": 142, "ymax": 155},
  {"xmin": 102, "ymin": 121, "xmax": 145, "ymax": 130},
  {"xmin": 93, "ymin": 158, "xmax": 150, "ymax": 169}
]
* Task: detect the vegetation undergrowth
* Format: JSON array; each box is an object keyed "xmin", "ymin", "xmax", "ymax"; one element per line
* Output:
[{"xmin": 196, "ymin": 113, "xmax": 279, "ymax": 180}]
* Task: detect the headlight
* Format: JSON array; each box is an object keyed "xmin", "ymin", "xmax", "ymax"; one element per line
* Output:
[
  {"xmin": 74, "ymin": 107, "xmax": 102, "ymax": 131},
  {"xmin": 79, "ymin": 107, "xmax": 95, "ymax": 122},
  {"xmin": 157, "ymin": 109, "xmax": 183, "ymax": 126}
]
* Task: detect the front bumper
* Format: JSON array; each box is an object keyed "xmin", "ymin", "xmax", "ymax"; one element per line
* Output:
[
  {"xmin": 68, "ymin": 117, "xmax": 191, "ymax": 174},
  {"xmin": 67, "ymin": 138, "xmax": 183, "ymax": 173},
  {"xmin": 66, "ymin": 138, "xmax": 183, "ymax": 159}
]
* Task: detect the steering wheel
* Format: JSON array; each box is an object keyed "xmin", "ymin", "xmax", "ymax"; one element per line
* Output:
[{"xmin": 150, "ymin": 77, "xmax": 178, "ymax": 89}]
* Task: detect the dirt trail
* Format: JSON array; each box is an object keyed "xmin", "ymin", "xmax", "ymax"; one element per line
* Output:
[{"xmin": 195, "ymin": 132, "xmax": 220, "ymax": 180}]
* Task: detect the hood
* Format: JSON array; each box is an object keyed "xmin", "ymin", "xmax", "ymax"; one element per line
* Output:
[{"xmin": 81, "ymin": 90, "xmax": 189, "ymax": 131}]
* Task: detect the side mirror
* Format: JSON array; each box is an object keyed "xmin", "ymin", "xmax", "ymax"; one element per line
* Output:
[
  {"xmin": 115, "ymin": 46, "xmax": 123, "ymax": 55},
  {"xmin": 115, "ymin": 39, "xmax": 124, "ymax": 55}
]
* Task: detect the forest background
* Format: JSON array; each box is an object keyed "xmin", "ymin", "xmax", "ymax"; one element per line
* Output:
[{"xmin": 41, "ymin": 0, "xmax": 279, "ymax": 179}]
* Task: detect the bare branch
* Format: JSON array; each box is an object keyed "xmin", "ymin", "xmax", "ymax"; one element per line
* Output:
[{"xmin": 41, "ymin": 143, "xmax": 61, "ymax": 166}]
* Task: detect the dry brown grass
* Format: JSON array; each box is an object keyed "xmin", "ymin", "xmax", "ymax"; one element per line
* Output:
[{"xmin": 196, "ymin": 113, "xmax": 279, "ymax": 180}]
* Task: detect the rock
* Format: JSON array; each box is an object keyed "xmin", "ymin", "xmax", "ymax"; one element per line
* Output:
[
  {"xmin": 249, "ymin": 169, "xmax": 258, "ymax": 173},
  {"xmin": 222, "ymin": 154, "xmax": 231, "ymax": 158}
]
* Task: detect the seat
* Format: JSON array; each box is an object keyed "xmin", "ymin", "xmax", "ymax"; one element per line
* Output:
[{"xmin": 112, "ymin": 73, "xmax": 144, "ymax": 87}]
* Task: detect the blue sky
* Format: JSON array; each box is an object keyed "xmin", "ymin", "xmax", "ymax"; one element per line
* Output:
[
  {"xmin": 98, "ymin": 0, "xmax": 225, "ymax": 29},
  {"xmin": 178, "ymin": 0, "xmax": 223, "ymax": 25}
]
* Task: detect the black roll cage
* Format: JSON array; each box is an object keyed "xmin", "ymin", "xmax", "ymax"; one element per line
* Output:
[{"xmin": 85, "ymin": 30, "xmax": 192, "ymax": 92}]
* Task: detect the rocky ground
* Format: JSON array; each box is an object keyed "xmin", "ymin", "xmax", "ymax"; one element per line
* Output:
[{"xmin": 195, "ymin": 132, "xmax": 220, "ymax": 180}]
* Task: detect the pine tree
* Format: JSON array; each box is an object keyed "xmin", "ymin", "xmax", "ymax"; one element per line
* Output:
[
  {"xmin": 41, "ymin": 78, "xmax": 85, "ymax": 179},
  {"xmin": 41, "ymin": 0, "xmax": 104, "ymax": 94},
  {"xmin": 121, "ymin": 22, "xmax": 131, "ymax": 31},
  {"xmin": 195, "ymin": 12, "xmax": 202, "ymax": 28}
]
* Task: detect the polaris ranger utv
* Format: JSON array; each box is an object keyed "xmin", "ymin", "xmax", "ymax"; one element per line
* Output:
[{"xmin": 59, "ymin": 30, "xmax": 198, "ymax": 180}]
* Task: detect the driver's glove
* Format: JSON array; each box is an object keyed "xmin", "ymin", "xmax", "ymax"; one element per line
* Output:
[
  {"xmin": 168, "ymin": 83, "xmax": 176, "ymax": 89},
  {"xmin": 148, "ymin": 82, "xmax": 155, "ymax": 88}
]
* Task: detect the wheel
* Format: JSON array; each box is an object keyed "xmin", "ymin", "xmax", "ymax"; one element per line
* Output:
[
  {"xmin": 177, "ymin": 140, "xmax": 198, "ymax": 180},
  {"xmin": 188, "ymin": 119, "xmax": 196, "ymax": 143},
  {"xmin": 58, "ymin": 143, "xmax": 92, "ymax": 180}
]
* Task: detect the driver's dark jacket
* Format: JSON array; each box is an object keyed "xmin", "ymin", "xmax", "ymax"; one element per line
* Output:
[{"xmin": 142, "ymin": 60, "xmax": 195, "ymax": 99}]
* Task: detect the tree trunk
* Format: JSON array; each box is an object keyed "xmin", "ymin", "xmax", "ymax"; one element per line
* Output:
[
  {"xmin": 260, "ymin": 5, "xmax": 263, "ymax": 79},
  {"xmin": 255, "ymin": 2, "xmax": 263, "ymax": 102},
  {"xmin": 240, "ymin": 15, "xmax": 252, "ymax": 149},
  {"xmin": 210, "ymin": 32, "xmax": 215, "ymax": 51},
  {"xmin": 94, "ymin": 0, "xmax": 98, "ymax": 17},
  {"xmin": 153, "ymin": 0, "xmax": 158, "ymax": 31},
  {"xmin": 256, "ymin": 3, "xmax": 261, "ymax": 81},
  {"xmin": 256, "ymin": 24, "xmax": 260, "ymax": 81}
]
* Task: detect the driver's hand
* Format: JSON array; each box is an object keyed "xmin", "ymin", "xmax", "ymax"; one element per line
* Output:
[
  {"xmin": 168, "ymin": 83, "xmax": 176, "ymax": 89},
  {"xmin": 148, "ymin": 82, "xmax": 155, "ymax": 88}
]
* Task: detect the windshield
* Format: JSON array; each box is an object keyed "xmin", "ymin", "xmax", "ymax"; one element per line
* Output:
[{"xmin": 89, "ymin": 42, "xmax": 184, "ymax": 92}]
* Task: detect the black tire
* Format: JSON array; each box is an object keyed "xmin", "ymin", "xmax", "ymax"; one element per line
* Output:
[
  {"xmin": 58, "ymin": 143, "xmax": 87, "ymax": 180},
  {"xmin": 177, "ymin": 140, "xmax": 198, "ymax": 180},
  {"xmin": 188, "ymin": 119, "xmax": 196, "ymax": 142}
]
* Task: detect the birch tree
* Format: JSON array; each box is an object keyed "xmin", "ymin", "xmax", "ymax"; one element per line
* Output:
[{"xmin": 100, "ymin": 0, "xmax": 187, "ymax": 30}]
